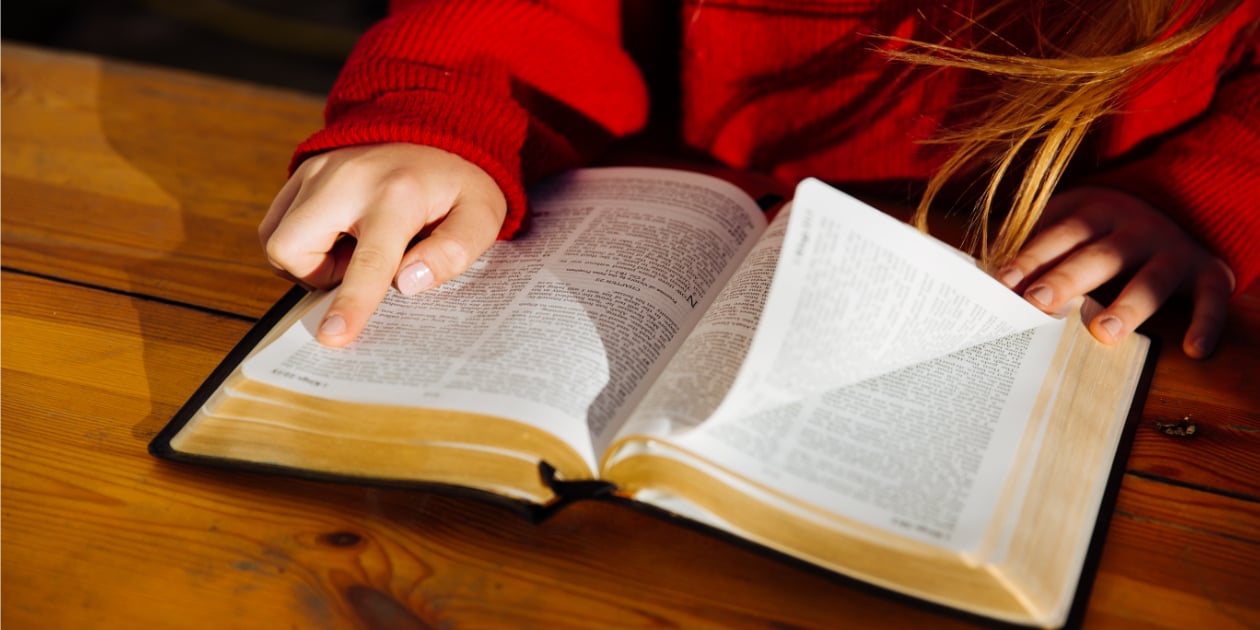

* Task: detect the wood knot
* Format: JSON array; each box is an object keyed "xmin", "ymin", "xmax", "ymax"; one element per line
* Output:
[
  {"xmin": 1153, "ymin": 416, "xmax": 1197, "ymax": 438},
  {"xmin": 319, "ymin": 531, "xmax": 363, "ymax": 547}
]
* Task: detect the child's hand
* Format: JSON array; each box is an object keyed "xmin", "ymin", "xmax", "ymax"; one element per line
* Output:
[
  {"xmin": 259, "ymin": 143, "xmax": 507, "ymax": 347},
  {"xmin": 995, "ymin": 186, "xmax": 1235, "ymax": 358}
]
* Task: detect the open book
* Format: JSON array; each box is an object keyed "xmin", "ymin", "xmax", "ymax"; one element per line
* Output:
[{"xmin": 152, "ymin": 167, "xmax": 1154, "ymax": 628}]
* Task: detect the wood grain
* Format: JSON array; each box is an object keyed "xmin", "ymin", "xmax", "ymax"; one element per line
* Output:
[
  {"xmin": 2, "ymin": 41, "xmax": 1258, "ymax": 629},
  {"xmin": 5, "ymin": 42, "xmax": 1258, "ymax": 498},
  {"xmin": 1086, "ymin": 475, "xmax": 1260, "ymax": 629},
  {"xmin": 1129, "ymin": 291, "xmax": 1260, "ymax": 500},
  {"xmin": 6, "ymin": 270, "xmax": 1258, "ymax": 629},
  {"xmin": 1, "ymin": 43, "xmax": 307, "ymax": 317},
  {"xmin": 1, "ymin": 272, "xmax": 982, "ymax": 629}
]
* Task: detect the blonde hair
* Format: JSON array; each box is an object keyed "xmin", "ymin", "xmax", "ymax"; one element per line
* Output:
[{"xmin": 885, "ymin": 0, "xmax": 1244, "ymax": 268}]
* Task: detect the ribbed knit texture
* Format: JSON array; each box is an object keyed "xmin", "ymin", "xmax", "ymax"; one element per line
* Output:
[
  {"xmin": 1089, "ymin": 67, "xmax": 1260, "ymax": 294},
  {"xmin": 294, "ymin": 1, "xmax": 647, "ymax": 238},
  {"xmin": 296, "ymin": 0, "xmax": 1260, "ymax": 291}
]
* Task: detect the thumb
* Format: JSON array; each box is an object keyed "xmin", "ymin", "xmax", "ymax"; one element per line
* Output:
[{"xmin": 395, "ymin": 197, "xmax": 505, "ymax": 295}]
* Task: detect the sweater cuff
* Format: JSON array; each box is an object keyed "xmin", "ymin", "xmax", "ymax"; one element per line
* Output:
[{"xmin": 291, "ymin": 90, "xmax": 531, "ymax": 240}]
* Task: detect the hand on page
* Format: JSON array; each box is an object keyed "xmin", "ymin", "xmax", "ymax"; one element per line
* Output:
[
  {"xmin": 995, "ymin": 186, "xmax": 1235, "ymax": 358},
  {"xmin": 259, "ymin": 143, "xmax": 507, "ymax": 347}
]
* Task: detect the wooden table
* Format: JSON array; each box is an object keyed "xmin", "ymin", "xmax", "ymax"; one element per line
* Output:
[{"xmin": 3, "ymin": 42, "xmax": 1258, "ymax": 629}]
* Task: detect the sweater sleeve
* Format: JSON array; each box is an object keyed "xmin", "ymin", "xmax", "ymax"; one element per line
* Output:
[
  {"xmin": 292, "ymin": 0, "xmax": 649, "ymax": 238},
  {"xmin": 1087, "ymin": 30, "xmax": 1260, "ymax": 295}
]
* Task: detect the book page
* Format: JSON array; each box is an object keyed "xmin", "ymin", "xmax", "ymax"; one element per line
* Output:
[
  {"xmin": 670, "ymin": 319, "xmax": 1064, "ymax": 550},
  {"xmin": 717, "ymin": 178, "xmax": 1053, "ymax": 415},
  {"xmin": 608, "ymin": 177, "xmax": 1064, "ymax": 550},
  {"xmin": 613, "ymin": 206, "xmax": 793, "ymax": 439},
  {"xmin": 241, "ymin": 168, "xmax": 767, "ymax": 472}
]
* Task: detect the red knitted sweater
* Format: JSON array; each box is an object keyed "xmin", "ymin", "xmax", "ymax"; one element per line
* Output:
[{"xmin": 295, "ymin": 0, "xmax": 1260, "ymax": 292}]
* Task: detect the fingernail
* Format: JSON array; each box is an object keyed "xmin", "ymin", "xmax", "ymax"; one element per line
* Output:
[
  {"xmin": 397, "ymin": 261, "xmax": 434, "ymax": 296},
  {"xmin": 1190, "ymin": 333, "xmax": 1217, "ymax": 357},
  {"xmin": 1099, "ymin": 316, "xmax": 1122, "ymax": 340},
  {"xmin": 319, "ymin": 314, "xmax": 346, "ymax": 336},
  {"xmin": 997, "ymin": 267, "xmax": 1023, "ymax": 288},
  {"xmin": 1026, "ymin": 285, "xmax": 1053, "ymax": 308}
]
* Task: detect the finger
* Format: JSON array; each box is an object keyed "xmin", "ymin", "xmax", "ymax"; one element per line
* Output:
[
  {"xmin": 395, "ymin": 196, "xmax": 505, "ymax": 295},
  {"xmin": 995, "ymin": 213, "xmax": 1103, "ymax": 292},
  {"xmin": 317, "ymin": 221, "xmax": 413, "ymax": 347},
  {"xmin": 1018, "ymin": 234, "xmax": 1137, "ymax": 314},
  {"xmin": 1087, "ymin": 252, "xmax": 1184, "ymax": 345},
  {"xmin": 262, "ymin": 161, "xmax": 367, "ymax": 289},
  {"xmin": 258, "ymin": 168, "xmax": 307, "ymax": 246},
  {"xmin": 262, "ymin": 156, "xmax": 382, "ymax": 288},
  {"xmin": 263, "ymin": 207, "xmax": 348, "ymax": 290},
  {"xmin": 1182, "ymin": 259, "xmax": 1235, "ymax": 358},
  {"xmin": 289, "ymin": 234, "xmax": 356, "ymax": 290}
]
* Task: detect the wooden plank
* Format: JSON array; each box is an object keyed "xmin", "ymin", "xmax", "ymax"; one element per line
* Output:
[
  {"xmin": 2, "ymin": 42, "xmax": 1257, "ymax": 628},
  {"xmin": 1, "ymin": 43, "xmax": 306, "ymax": 317},
  {"xmin": 1085, "ymin": 475, "xmax": 1260, "ymax": 629},
  {"xmin": 3, "ymin": 271, "xmax": 1257, "ymax": 629},
  {"xmin": 1129, "ymin": 292, "xmax": 1260, "ymax": 500},
  {"xmin": 0, "ymin": 272, "xmax": 982, "ymax": 629}
]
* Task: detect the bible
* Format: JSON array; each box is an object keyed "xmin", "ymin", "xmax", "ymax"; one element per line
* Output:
[{"xmin": 151, "ymin": 167, "xmax": 1154, "ymax": 628}]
